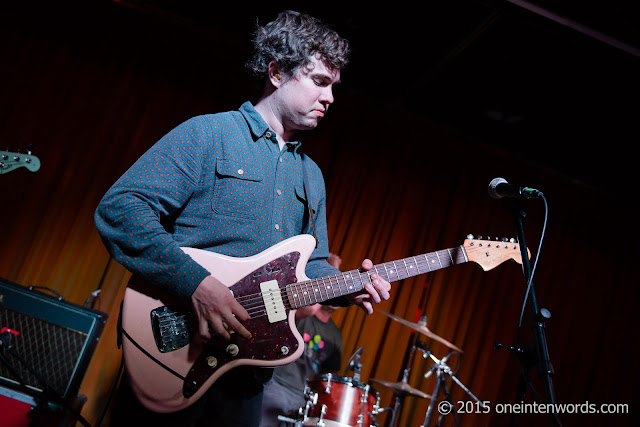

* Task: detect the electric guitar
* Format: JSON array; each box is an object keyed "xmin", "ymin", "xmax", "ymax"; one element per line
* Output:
[
  {"xmin": 0, "ymin": 150, "xmax": 41, "ymax": 174},
  {"xmin": 121, "ymin": 234, "xmax": 527, "ymax": 413}
]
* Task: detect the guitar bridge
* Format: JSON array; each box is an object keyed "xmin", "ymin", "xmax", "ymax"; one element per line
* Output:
[{"xmin": 150, "ymin": 306, "xmax": 191, "ymax": 353}]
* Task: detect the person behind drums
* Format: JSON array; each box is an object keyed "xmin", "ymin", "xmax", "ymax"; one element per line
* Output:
[{"xmin": 260, "ymin": 254, "xmax": 344, "ymax": 426}]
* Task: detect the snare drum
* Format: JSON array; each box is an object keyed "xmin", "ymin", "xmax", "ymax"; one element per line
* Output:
[{"xmin": 301, "ymin": 373, "xmax": 379, "ymax": 426}]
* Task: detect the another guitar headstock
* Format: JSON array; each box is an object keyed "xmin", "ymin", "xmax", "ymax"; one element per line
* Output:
[
  {"xmin": 464, "ymin": 234, "xmax": 530, "ymax": 271},
  {"xmin": 0, "ymin": 150, "xmax": 41, "ymax": 174}
]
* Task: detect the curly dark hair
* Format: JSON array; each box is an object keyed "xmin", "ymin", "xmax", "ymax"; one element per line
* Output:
[{"xmin": 246, "ymin": 10, "xmax": 350, "ymax": 84}]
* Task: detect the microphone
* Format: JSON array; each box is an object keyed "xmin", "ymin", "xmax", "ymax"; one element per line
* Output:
[{"xmin": 488, "ymin": 177, "xmax": 543, "ymax": 200}]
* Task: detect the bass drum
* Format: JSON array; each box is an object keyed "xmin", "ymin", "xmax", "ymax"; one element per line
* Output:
[{"xmin": 302, "ymin": 373, "xmax": 379, "ymax": 426}]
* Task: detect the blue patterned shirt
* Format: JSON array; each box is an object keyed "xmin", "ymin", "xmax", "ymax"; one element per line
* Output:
[{"xmin": 95, "ymin": 102, "xmax": 339, "ymax": 299}]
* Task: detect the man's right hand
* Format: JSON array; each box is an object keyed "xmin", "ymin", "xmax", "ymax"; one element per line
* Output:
[{"xmin": 190, "ymin": 275, "xmax": 252, "ymax": 341}]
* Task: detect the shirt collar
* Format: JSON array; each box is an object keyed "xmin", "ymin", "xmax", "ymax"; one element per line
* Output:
[{"xmin": 239, "ymin": 101, "xmax": 303, "ymax": 153}]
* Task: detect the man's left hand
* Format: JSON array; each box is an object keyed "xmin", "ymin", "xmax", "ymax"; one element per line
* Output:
[{"xmin": 346, "ymin": 259, "xmax": 391, "ymax": 314}]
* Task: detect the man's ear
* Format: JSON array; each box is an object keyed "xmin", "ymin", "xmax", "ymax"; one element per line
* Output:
[{"xmin": 268, "ymin": 61, "xmax": 282, "ymax": 87}]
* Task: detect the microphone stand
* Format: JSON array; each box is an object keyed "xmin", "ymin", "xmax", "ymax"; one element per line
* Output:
[{"xmin": 506, "ymin": 202, "xmax": 559, "ymax": 426}]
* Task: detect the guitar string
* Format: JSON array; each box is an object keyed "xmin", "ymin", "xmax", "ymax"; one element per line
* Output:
[
  {"xmin": 219, "ymin": 244, "xmax": 512, "ymax": 319},
  {"xmin": 234, "ymin": 252, "xmax": 453, "ymax": 312},
  {"xmin": 234, "ymin": 250, "xmax": 458, "ymax": 306},
  {"xmin": 235, "ymin": 252, "xmax": 459, "ymax": 318}
]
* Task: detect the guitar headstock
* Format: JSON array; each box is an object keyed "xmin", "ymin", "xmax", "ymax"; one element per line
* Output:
[
  {"xmin": 464, "ymin": 234, "xmax": 530, "ymax": 271},
  {"xmin": 0, "ymin": 150, "xmax": 41, "ymax": 174}
]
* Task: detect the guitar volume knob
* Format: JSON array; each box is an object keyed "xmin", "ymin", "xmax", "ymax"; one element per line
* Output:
[
  {"xmin": 226, "ymin": 344, "xmax": 239, "ymax": 357},
  {"xmin": 206, "ymin": 356, "xmax": 218, "ymax": 368}
]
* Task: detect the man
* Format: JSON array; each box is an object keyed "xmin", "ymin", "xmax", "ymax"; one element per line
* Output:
[
  {"xmin": 260, "ymin": 254, "xmax": 344, "ymax": 426},
  {"xmin": 95, "ymin": 10, "xmax": 391, "ymax": 426}
]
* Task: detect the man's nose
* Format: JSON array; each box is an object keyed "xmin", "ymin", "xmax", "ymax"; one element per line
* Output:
[{"xmin": 320, "ymin": 86, "xmax": 334, "ymax": 105}]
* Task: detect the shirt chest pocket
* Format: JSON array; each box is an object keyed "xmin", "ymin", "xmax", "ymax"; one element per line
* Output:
[{"xmin": 212, "ymin": 159, "xmax": 265, "ymax": 220}]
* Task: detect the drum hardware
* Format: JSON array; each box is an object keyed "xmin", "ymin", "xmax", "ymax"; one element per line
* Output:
[
  {"xmin": 421, "ymin": 351, "xmax": 486, "ymax": 427},
  {"xmin": 296, "ymin": 374, "xmax": 380, "ymax": 426},
  {"xmin": 374, "ymin": 312, "xmax": 458, "ymax": 427},
  {"xmin": 344, "ymin": 346, "xmax": 364, "ymax": 381},
  {"xmin": 368, "ymin": 378, "xmax": 430, "ymax": 399},
  {"xmin": 378, "ymin": 311, "xmax": 463, "ymax": 353}
]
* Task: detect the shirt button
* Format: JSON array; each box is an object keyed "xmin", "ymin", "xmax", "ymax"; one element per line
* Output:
[
  {"xmin": 237, "ymin": 169, "xmax": 244, "ymax": 175},
  {"xmin": 274, "ymin": 224, "xmax": 280, "ymax": 230},
  {"xmin": 265, "ymin": 131, "xmax": 272, "ymax": 138},
  {"xmin": 276, "ymin": 189, "xmax": 282, "ymax": 195}
]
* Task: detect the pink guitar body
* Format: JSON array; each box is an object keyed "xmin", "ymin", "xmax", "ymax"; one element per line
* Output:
[
  {"xmin": 120, "ymin": 233, "xmax": 524, "ymax": 413},
  {"xmin": 121, "ymin": 234, "xmax": 317, "ymax": 413}
]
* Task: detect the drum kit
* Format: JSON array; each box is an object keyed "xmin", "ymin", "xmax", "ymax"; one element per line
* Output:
[{"xmin": 278, "ymin": 311, "xmax": 486, "ymax": 427}]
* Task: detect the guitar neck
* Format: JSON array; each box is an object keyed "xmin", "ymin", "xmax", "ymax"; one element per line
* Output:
[{"xmin": 286, "ymin": 246, "xmax": 469, "ymax": 309}]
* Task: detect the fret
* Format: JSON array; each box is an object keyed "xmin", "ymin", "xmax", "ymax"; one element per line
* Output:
[
  {"xmin": 401, "ymin": 258, "xmax": 408, "ymax": 279},
  {"xmin": 283, "ymin": 244, "xmax": 480, "ymax": 309},
  {"xmin": 325, "ymin": 275, "xmax": 333, "ymax": 297},
  {"xmin": 326, "ymin": 275, "xmax": 336, "ymax": 299},
  {"xmin": 410, "ymin": 256, "xmax": 418, "ymax": 276},
  {"xmin": 323, "ymin": 276, "xmax": 332, "ymax": 300},
  {"xmin": 382, "ymin": 263, "xmax": 390, "ymax": 282},
  {"xmin": 314, "ymin": 278, "xmax": 323, "ymax": 303},
  {"xmin": 302, "ymin": 282, "xmax": 311, "ymax": 306},
  {"xmin": 359, "ymin": 270, "xmax": 370, "ymax": 291},
  {"xmin": 287, "ymin": 282, "xmax": 296, "ymax": 309},
  {"xmin": 352, "ymin": 270, "xmax": 362, "ymax": 292},
  {"xmin": 447, "ymin": 248, "xmax": 454, "ymax": 265},
  {"xmin": 373, "ymin": 265, "xmax": 381, "ymax": 280},
  {"xmin": 387, "ymin": 262, "xmax": 397, "ymax": 281},
  {"xmin": 313, "ymin": 278, "xmax": 323, "ymax": 303},
  {"xmin": 339, "ymin": 272, "xmax": 350, "ymax": 296},
  {"xmin": 460, "ymin": 245, "xmax": 469, "ymax": 263}
]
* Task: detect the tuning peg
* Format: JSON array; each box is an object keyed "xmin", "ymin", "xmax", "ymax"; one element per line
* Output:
[{"xmin": 466, "ymin": 234, "xmax": 474, "ymax": 239}]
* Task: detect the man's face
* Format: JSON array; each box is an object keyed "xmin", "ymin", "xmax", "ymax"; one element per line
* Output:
[{"xmin": 275, "ymin": 55, "xmax": 341, "ymax": 132}]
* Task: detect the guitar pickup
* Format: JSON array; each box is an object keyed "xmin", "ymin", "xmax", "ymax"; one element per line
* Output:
[
  {"xmin": 150, "ymin": 306, "xmax": 191, "ymax": 353},
  {"xmin": 260, "ymin": 280, "xmax": 286, "ymax": 323}
]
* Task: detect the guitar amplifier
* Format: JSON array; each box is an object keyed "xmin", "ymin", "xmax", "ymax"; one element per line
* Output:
[{"xmin": 0, "ymin": 278, "xmax": 107, "ymax": 402}]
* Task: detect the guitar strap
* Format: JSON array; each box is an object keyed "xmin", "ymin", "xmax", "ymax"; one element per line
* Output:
[{"xmin": 300, "ymin": 152, "xmax": 318, "ymax": 248}]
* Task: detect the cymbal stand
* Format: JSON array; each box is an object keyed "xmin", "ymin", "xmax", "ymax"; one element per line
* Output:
[
  {"xmin": 422, "ymin": 351, "xmax": 486, "ymax": 427},
  {"xmin": 384, "ymin": 324, "xmax": 427, "ymax": 427}
]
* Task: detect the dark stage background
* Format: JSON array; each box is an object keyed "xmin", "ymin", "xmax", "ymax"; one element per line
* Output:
[{"xmin": 1, "ymin": 1, "xmax": 637, "ymax": 426}]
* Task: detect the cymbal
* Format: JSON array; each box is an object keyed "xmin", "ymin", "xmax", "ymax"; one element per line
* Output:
[
  {"xmin": 369, "ymin": 378, "xmax": 431, "ymax": 399},
  {"xmin": 378, "ymin": 311, "xmax": 463, "ymax": 353}
]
